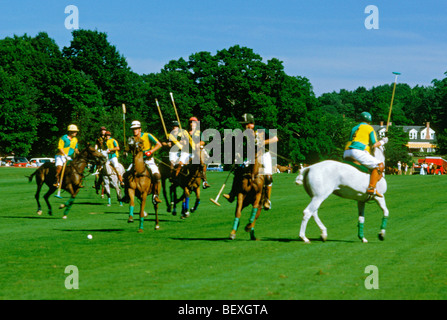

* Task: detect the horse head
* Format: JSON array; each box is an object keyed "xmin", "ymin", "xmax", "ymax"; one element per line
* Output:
[
  {"xmin": 84, "ymin": 144, "xmax": 107, "ymax": 167},
  {"xmin": 127, "ymin": 136, "xmax": 144, "ymax": 156}
]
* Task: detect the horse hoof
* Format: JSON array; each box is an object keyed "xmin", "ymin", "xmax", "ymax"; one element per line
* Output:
[
  {"xmin": 361, "ymin": 237, "xmax": 368, "ymax": 243},
  {"xmin": 138, "ymin": 229, "xmax": 144, "ymax": 233},
  {"xmin": 172, "ymin": 210, "xmax": 177, "ymax": 216},
  {"xmin": 321, "ymin": 233, "xmax": 328, "ymax": 242},
  {"xmin": 128, "ymin": 217, "xmax": 134, "ymax": 223},
  {"xmin": 300, "ymin": 236, "xmax": 311, "ymax": 244},
  {"xmin": 59, "ymin": 204, "xmax": 65, "ymax": 209},
  {"xmin": 378, "ymin": 230, "xmax": 386, "ymax": 241},
  {"xmin": 229, "ymin": 231, "xmax": 236, "ymax": 240},
  {"xmin": 155, "ymin": 225, "xmax": 160, "ymax": 230},
  {"xmin": 37, "ymin": 210, "xmax": 42, "ymax": 216},
  {"xmin": 62, "ymin": 215, "xmax": 67, "ymax": 220},
  {"xmin": 244, "ymin": 223, "xmax": 254, "ymax": 232}
]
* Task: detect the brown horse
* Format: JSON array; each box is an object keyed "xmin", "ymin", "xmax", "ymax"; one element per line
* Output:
[
  {"xmin": 27, "ymin": 145, "xmax": 106, "ymax": 218},
  {"xmin": 228, "ymin": 163, "xmax": 266, "ymax": 240},
  {"xmin": 124, "ymin": 136, "xmax": 160, "ymax": 232}
]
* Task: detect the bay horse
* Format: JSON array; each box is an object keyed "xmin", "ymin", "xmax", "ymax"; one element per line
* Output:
[
  {"xmin": 228, "ymin": 163, "xmax": 267, "ymax": 240},
  {"xmin": 295, "ymin": 146, "xmax": 389, "ymax": 243},
  {"xmin": 27, "ymin": 145, "xmax": 107, "ymax": 218},
  {"xmin": 124, "ymin": 136, "xmax": 160, "ymax": 232}
]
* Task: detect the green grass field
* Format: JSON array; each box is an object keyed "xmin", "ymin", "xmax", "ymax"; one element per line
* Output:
[{"xmin": 0, "ymin": 167, "xmax": 445, "ymax": 300}]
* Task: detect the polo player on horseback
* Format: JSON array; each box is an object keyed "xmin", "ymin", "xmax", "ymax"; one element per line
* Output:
[
  {"xmin": 54, "ymin": 124, "xmax": 79, "ymax": 187},
  {"xmin": 343, "ymin": 111, "xmax": 388, "ymax": 198},
  {"xmin": 128, "ymin": 120, "xmax": 163, "ymax": 204},
  {"xmin": 105, "ymin": 131, "xmax": 124, "ymax": 186},
  {"xmin": 224, "ymin": 113, "xmax": 278, "ymax": 210},
  {"xmin": 163, "ymin": 120, "xmax": 189, "ymax": 178},
  {"xmin": 187, "ymin": 116, "xmax": 211, "ymax": 189}
]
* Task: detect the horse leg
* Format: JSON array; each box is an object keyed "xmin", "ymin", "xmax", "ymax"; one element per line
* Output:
[
  {"xmin": 42, "ymin": 187, "xmax": 55, "ymax": 216},
  {"xmin": 61, "ymin": 186, "xmax": 78, "ymax": 219},
  {"xmin": 375, "ymin": 197, "xmax": 389, "ymax": 241},
  {"xmin": 245, "ymin": 192, "xmax": 263, "ymax": 240},
  {"xmin": 162, "ymin": 178, "xmax": 171, "ymax": 212},
  {"xmin": 154, "ymin": 202, "xmax": 160, "ymax": 230},
  {"xmin": 312, "ymin": 211, "xmax": 328, "ymax": 242},
  {"xmin": 229, "ymin": 193, "xmax": 244, "ymax": 240},
  {"xmin": 138, "ymin": 193, "xmax": 148, "ymax": 233},
  {"xmin": 190, "ymin": 187, "xmax": 200, "ymax": 213},
  {"xmin": 127, "ymin": 189, "xmax": 136, "ymax": 223},
  {"xmin": 35, "ymin": 183, "xmax": 43, "ymax": 215},
  {"xmin": 170, "ymin": 184, "xmax": 177, "ymax": 216},
  {"xmin": 357, "ymin": 201, "xmax": 368, "ymax": 243},
  {"xmin": 181, "ymin": 189, "xmax": 190, "ymax": 219},
  {"xmin": 299, "ymin": 196, "xmax": 325, "ymax": 243}
]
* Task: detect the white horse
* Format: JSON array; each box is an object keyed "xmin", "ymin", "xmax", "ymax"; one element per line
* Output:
[
  {"xmin": 101, "ymin": 161, "xmax": 125, "ymax": 207},
  {"xmin": 295, "ymin": 146, "xmax": 389, "ymax": 243}
]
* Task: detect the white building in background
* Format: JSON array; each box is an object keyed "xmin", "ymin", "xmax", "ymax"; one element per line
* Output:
[{"xmin": 372, "ymin": 122, "xmax": 437, "ymax": 153}]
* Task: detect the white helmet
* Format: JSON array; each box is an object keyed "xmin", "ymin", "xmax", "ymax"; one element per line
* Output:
[
  {"xmin": 67, "ymin": 124, "xmax": 79, "ymax": 132},
  {"xmin": 130, "ymin": 120, "xmax": 141, "ymax": 129}
]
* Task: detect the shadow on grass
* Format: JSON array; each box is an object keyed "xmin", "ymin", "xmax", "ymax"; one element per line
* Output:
[
  {"xmin": 0, "ymin": 215, "xmax": 56, "ymax": 220},
  {"xmin": 261, "ymin": 237, "xmax": 356, "ymax": 243},
  {"xmin": 56, "ymin": 228, "xmax": 125, "ymax": 232},
  {"xmin": 170, "ymin": 237, "xmax": 230, "ymax": 241}
]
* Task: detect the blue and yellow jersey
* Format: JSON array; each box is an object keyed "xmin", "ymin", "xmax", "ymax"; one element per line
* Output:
[
  {"xmin": 345, "ymin": 122, "xmax": 378, "ymax": 153},
  {"xmin": 141, "ymin": 132, "xmax": 159, "ymax": 156},
  {"xmin": 106, "ymin": 138, "xmax": 119, "ymax": 159},
  {"xmin": 57, "ymin": 135, "xmax": 78, "ymax": 156}
]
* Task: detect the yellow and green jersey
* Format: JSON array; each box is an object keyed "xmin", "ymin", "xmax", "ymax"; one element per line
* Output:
[
  {"xmin": 106, "ymin": 138, "xmax": 119, "ymax": 159},
  {"xmin": 345, "ymin": 123, "xmax": 378, "ymax": 153},
  {"xmin": 140, "ymin": 132, "xmax": 159, "ymax": 158},
  {"xmin": 57, "ymin": 134, "xmax": 78, "ymax": 156}
]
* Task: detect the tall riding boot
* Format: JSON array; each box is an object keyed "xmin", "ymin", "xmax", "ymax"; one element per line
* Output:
[{"xmin": 367, "ymin": 168, "xmax": 383, "ymax": 197}]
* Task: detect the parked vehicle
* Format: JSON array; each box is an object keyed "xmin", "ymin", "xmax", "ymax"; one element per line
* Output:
[
  {"xmin": 29, "ymin": 157, "xmax": 55, "ymax": 167},
  {"xmin": 12, "ymin": 157, "xmax": 29, "ymax": 167},
  {"xmin": 207, "ymin": 163, "xmax": 224, "ymax": 172}
]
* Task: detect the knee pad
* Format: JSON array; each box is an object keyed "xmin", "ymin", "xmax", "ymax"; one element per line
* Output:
[{"xmin": 378, "ymin": 163, "xmax": 385, "ymax": 175}]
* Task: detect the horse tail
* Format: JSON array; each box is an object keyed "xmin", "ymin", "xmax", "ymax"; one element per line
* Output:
[
  {"xmin": 295, "ymin": 166, "xmax": 313, "ymax": 197},
  {"xmin": 295, "ymin": 167, "xmax": 309, "ymax": 186},
  {"xmin": 26, "ymin": 170, "xmax": 37, "ymax": 183}
]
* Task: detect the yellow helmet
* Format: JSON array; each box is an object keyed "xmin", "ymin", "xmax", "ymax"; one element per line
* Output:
[{"xmin": 67, "ymin": 124, "xmax": 79, "ymax": 132}]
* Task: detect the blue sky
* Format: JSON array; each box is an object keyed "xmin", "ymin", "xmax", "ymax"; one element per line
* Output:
[{"xmin": 1, "ymin": 0, "xmax": 446, "ymax": 96}]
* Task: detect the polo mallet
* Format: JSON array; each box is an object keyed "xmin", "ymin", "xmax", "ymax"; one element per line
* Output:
[
  {"xmin": 55, "ymin": 161, "xmax": 67, "ymax": 199},
  {"xmin": 155, "ymin": 99, "xmax": 169, "ymax": 140},
  {"xmin": 386, "ymin": 72, "xmax": 401, "ymax": 132},
  {"xmin": 122, "ymin": 103, "xmax": 127, "ymax": 147},
  {"xmin": 170, "ymin": 92, "xmax": 183, "ymax": 132},
  {"xmin": 210, "ymin": 165, "xmax": 235, "ymax": 206}
]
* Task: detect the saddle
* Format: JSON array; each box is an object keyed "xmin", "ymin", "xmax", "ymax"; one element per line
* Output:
[{"xmin": 343, "ymin": 157, "xmax": 370, "ymax": 174}]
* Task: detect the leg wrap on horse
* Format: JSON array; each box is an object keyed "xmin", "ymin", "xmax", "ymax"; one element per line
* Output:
[
  {"xmin": 249, "ymin": 207, "xmax": 258, "ymax": 224},
  {"xmin": 232, "ymin": 217, "xmax": 240, "ymax": 231}
]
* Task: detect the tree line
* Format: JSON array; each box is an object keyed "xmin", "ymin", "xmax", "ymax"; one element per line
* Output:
[{"xmin": 1, "ymin": 30, "xmax": 446, "ymax": 167}]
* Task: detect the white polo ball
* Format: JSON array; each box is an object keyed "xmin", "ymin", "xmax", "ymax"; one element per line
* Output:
[{"xmin": 87, "ymin": 234, "xmax": 93, "ymax": 240}]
